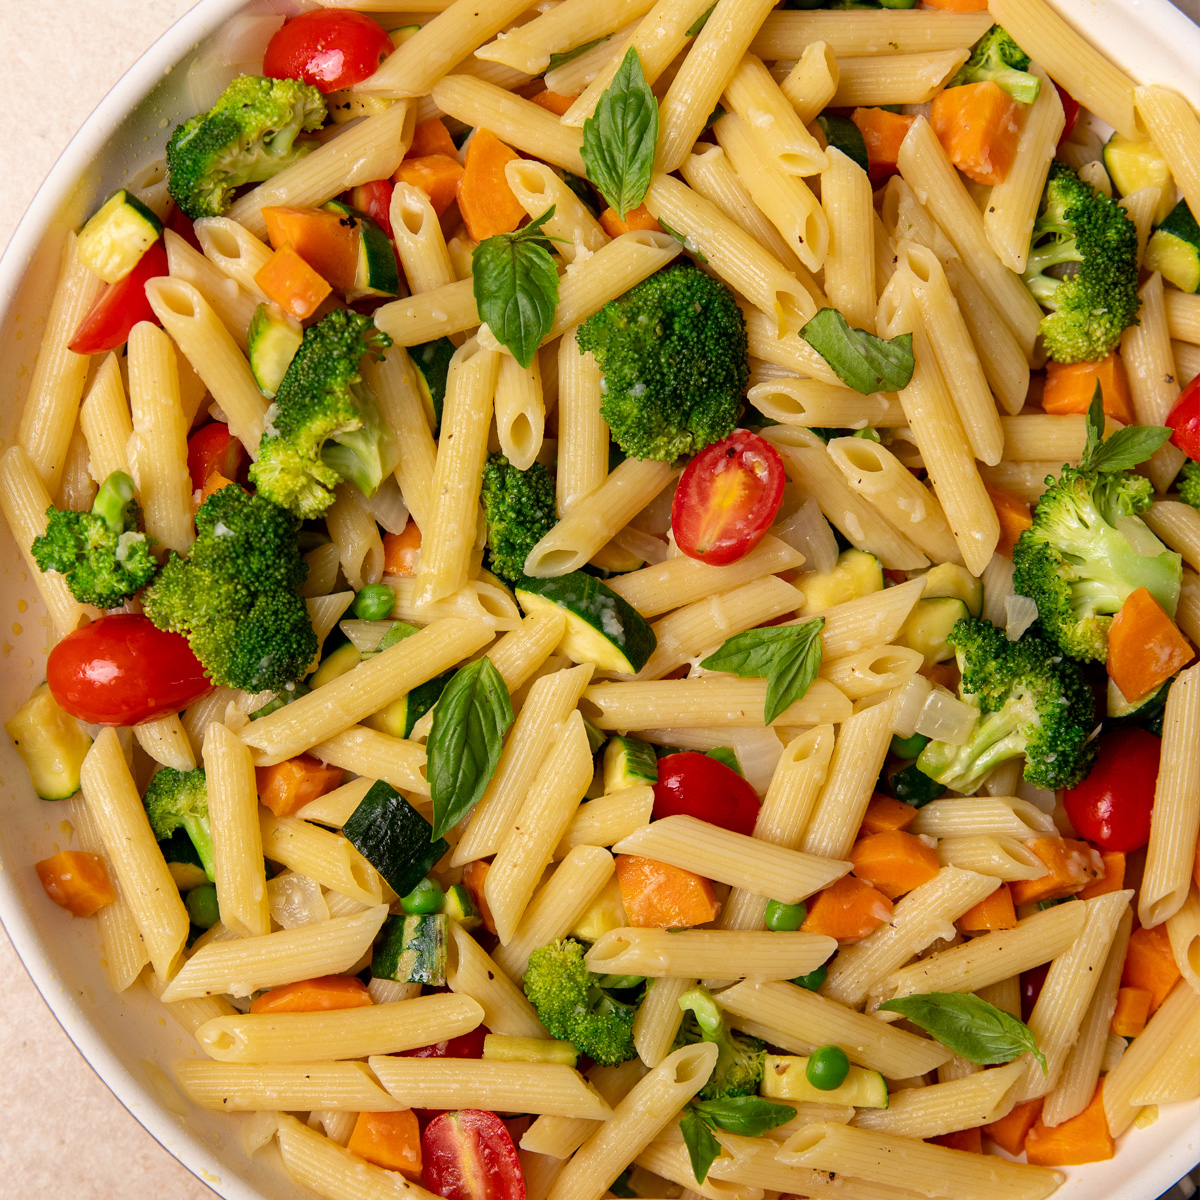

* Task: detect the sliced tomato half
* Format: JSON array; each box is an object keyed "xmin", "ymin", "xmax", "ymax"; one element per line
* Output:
[{"xmin": 421, "ymin": 1110, "xmax": 525, "ymax": 1200}]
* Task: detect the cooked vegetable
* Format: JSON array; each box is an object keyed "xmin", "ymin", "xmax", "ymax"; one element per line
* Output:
[
  {"xmin": 1144, "ymin": 197, "xmax": 1200, "ymax": 294},
  {"xmin": 1110, "ymin": 987, "xmax": 1153, "ymax": 1038},
  {"xmin": 342, "ymin": 781, "xmax": 449, "ymax": 899},
  {"xmin": 1103, "ymin": 133, "xmax": 1176, "ymax": 225},
  {"xmin": 76, "ymin": 190, "xmax": 163, "ymax": 284},
  {"xmin": 1178, "ymin": 461, "xmax": 1200, "ymax": 509},
  {"xmin": 603, "ymin": 735, "xmax": 658, "ymax": 793},
  {"xmin": 1121, "ymin": 922, "xmax": 1181, "ymax": 1012},
  {"xmin": 5, "ymin": 682, "xmax": 93, "ymax": 801},
  {"xmin": 801, "ymin": 874, "xmax": 893, "ymax": 941},
  {"xmin": 142, "ymin": 767, "xmax": 215, "ymax": 882},
  {"xmin": 263, "ymin": 10, "xmax": 393, "ymax": 93},
  {"xmin": 480, "ymin": 453, "xmax": 558, "ymax": 584},
  {"xmin": 673, "ymin": 984, "xmax": 766, "ymax": 1099},
  {"xmin": 254, "ymin": 243, "xmax": 332, "ymax": 320},
  {"xmin": 762, "ymin": 1053, "xmax": 888, "ymax": 1107},
  {"xmin": 615, "ymin": 853, "xmax": 721, "ymax": 929},
  {"xmin": 248, "ymin": 302, "xmax": 304, "ymax": 398},
  {"xmin": 458, "ymin": 129, "xmax": 526, "ymax": 242},
  {"xmin": 255, "ymin": 754, "xmax": 344, "ymax": 818},
  {"xmin": 930, "ymin": 80, "xmax": 1024, "ymax": 185},
  {"xmin": 373, "ymin": 913, "xmax": 449, "ymax": 985},
  {"xmin": 652, "ymin": 752, "xmax": 758, "ymax": 835},
  {"xmin": 848, "ymin": 830, "xmax": 941, "ymax": 900},
  {"xmin": 1024, "ymin": 1083, "xmax": 1115, "ymax": 1165},
  {"xmin": 1041, "ymin": 352, "xmax": 1134, "ymax": 423},
  {"xmin": 346, "ymin": 1110, "xmax": 422, "ymax": 1178},
  {"xmin": 947, "ymin": 25, "xmax": 1041, "ymax": 103},
  {"xmin": 850, "ymin": 107, "xmax": 914, "ymax": 180},
  {"xmin": 1008, "ymin": 837, "xmax": 1104, "ymax": 904},
  {"xmin": 249, "ymin": 975, "xmax": 373, "ymax": 1014},
  {"xmin": 957, "ymin": 883, "xmax": 1017, "ymax": 931},
  {"xmin": 34, "ymin": 851, "xmax": 114, "ymax": 917},
  {"xmin": 1106, "ymin": 586, "xmax": 1194, "ymax": 703},
  {"xmin": 393, "ymin": 154, "xmax": 464, "ymax": 218}
]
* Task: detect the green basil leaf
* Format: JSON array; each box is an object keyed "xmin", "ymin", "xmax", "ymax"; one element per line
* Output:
[
  {"xmin": 656, "ymin": 216, "xmax": 708, "ymax": 263},
  {"xmin": 801, "ymin": 308, "xmax": 915, "ymax": 394},
  {"xmin": 687, "ymin": 4, "xmax": 718, "ymax": 36},
  {"xmin": 428, "ymin": 657, "xmax": 513, "ymax": 840},
  {"xmin": 582, "ymin": 47, "xmax": 659, "ymax": 219},
  {"xmin": 878, "ymin": 992, "xmax": 1048, "ymax": 1074},
  {"xmin": 1080, "ymin": 383, "xmax": 1106, "ymax": 468},
  {"xmin": 548, "ymin": 36, "xmax": 607, "ymax": 72},
  {"xmin": 679, "ymin": 1108, "xmax": 723, "ymax": 1184},
  {"xmin": 700, "ymin": 618, "xmax": 825, "ymax": 724},
  {"xmin": 472, "ymin": 207, "xmax": 561, "ymax": 368},
  {"xmin": 692, "ymin": 1096, "xmax": 797, "ymax": 1137},
  {"xmin": 1077, "ymin": 380, "xmax": 1173, "ymax": 473}
]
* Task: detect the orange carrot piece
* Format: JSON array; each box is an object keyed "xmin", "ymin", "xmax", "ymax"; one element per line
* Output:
[
  {"xmin": 930, "ymin": 81, "xmax": 1024, "ymax": 185},
  {"xmin": 35, "ymin": 851, "xmax": 114, "ymax": 917},
  {"xmin": 529, "ymin": 89, "xmax": 579, "ymax": 117},
  {"xmin": 1042, "ymin": 352, "xmax": 1135, "ymax": 424},
  {"xmin": 394, "ymin": 154, "xmax": 466, "ymax": 218},
  {"xmin": 195, "ymin": 470, "xmax": 237, "ymax": 512},
  {"xmin": 860, "ymin": 792, "xmax": 918, "ymax": 835},
  {"xmin": 957, "ymin": 883, "xmax": 1017, "ymax": 932},
  {"xmin": 984, "ymin": 1097, "xmax": 1044, "ymax": 1155},
  {"xmin": 1025, "ymin": 1082, "xmax": 1115, "ymax": 1166},
  {"xmin": 383, "ymin": 519, "xmax": 422, "ymax": 577},
  {"xmin": 255, "ymin": 754, "xmax": 344, "ymax": 818},
  {"xmin": 255, "ymin": 244, "xmax": 332, "ymax": 320},
  {"xmin": 614, "ymin": 854, "xmax": 721, "ymax": 929},
  {"xmin": 407, "ymin": 117, "xmax": 458, "ymax": 160},
  {"xmin": 985, "ymin": 483, "xmax": 1033, "ymax": 559},
  {"xmin": 599, "ymin": 204, "xmax": 663, "ymax": 237},
  {"xmin": 463, "ymin": 859, "xmax": 498, "ymax": 936},
  {"xmin": 802, "ymin": 874, "xmax": 894, "ymax": 942},
  {"xmin": 848, "ymin": 830, "xmax": 940, "ymax": 900},
  {"xmin": 1110, "ymin": 986, "xmax": 1153, "ymax": 1037},
  {"xmin": 457, "ymin": 130, "xmax": 526, "ymax": 241},
  {"xmin": 1106, "ymin": 586, "xmax": 1195, "ymax": 704},
  {"xmin": 262, "ymin": 205, "xmax": 360, "ymax": 290},
  {"xmin": 850, "ymin": 108, "xmax": 916, "ymax": 180},
  {"xmin": 1078, "ymin": 851, "xmax": 1125, "ymax": 900},
  {"xmin": 250, "ymin": 975, "xmax": 372, "ymax": 1015},
  {"xmin": 347, "ymin": 1109, "xmax": 422, "ymax": 1178},
  {"xmin": 1122, "ymin": 923, "xmax": 1181, "ymax": 1013},
  {"xmin": 931, "ymin": 1127, "xmax": 984, "ymax": 1153},
  {"xmin": 1009, "ymin": 838, "xmax": 1104, "ymax": 905}
]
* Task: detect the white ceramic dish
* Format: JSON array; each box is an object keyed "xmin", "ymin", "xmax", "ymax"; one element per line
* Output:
[{"xmin": 0, "ymin": 2, "xmax": 1197, "ymax": 1198}]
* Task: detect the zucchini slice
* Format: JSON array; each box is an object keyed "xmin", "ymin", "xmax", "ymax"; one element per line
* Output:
[
  {"xmin": 1103, "ymin": 133, "xmax": 1176, "ymax": 224},
  {"xmin": 373, "ymin": 912, "xmax": 448, "ymax": 985},
  {"xmin": 342, "ymin": 781, "xmax": 449, "ymax": 898},
  {"xmin": 77, "ymin": 190, "xmax": 163, "ymax": 283},
  {"xmin": 603, "ymin": 735, "xmax": 659, "ymax": 793},
  {"xmin": 248, "ymin": 302, "xmax": 304, "ymax": 398},
  {"xmin": 483, "ymin": 1035, "xmax": 578, "ymax": 1066},
  {"xmin": 761, "ymin": 1054, "xmax": 889, "ymax": 1108},
  {"xmin": 324, "ymin": 199, "xmax": 400, "ymax": 298},
  {"xmin": 441, "ymin": 882, "xmax": 482, "ymax": 929},
  {"xmin": 4, "ymin": 682, "xmax": 92, "ymax": 801},
  {"xmin": 410, "ymin": 337, "xmax": 458, "ymax": 432},
  {"xmin": 365, "ymin": 668, "xmax": 454, "ymax": 738},
  {"xmin": 900, "ymin": 597, "xmax": 969, "ymax": 666},
  {"xmin": 800, "ymin": 548, "xmax": 883, "ymax": 614},
  {"xmin": 1145, "ymin": 199, "xmax": 1200, "ymax": 294},
  {"xmin": 921, "ymin": 562, "xmax": 983, "ymax": 617}
]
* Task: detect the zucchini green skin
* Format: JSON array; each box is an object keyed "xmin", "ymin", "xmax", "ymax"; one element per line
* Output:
[
  {"xmin": 441, "ymin": 882, "xmax": 482, "ymax": 929},
  {"xmin": 1145, "ymin": 199, "xmax": 1200, "ymax": 294},
  {"xmin": 901, "ymin": 597, "xmax": 970, "ymax": 665},
  {"xmin": 77, "ymin": 190, "xmax": 163, "ymax": 283},
  {"xmin": 367, "ymin": 668, "xmax": 455, "ymax": 738},
  {"xmin": 603, "ymin": 735, "xmax": 659, "ymax": 792},
  {"xmin": 410, "ymin": 337, "xmax": 457, "ymax": 432},
  {"xmin": 816, "ymin": 114, "xmax": 869, "ymax": 173},
  {"xmin": 248, "ymin": 302, "xmax": 304, "ymax": 398},
  {"xmin": 373, "ymin": 913, "xmax": 448, "ymax": 985},
  {"xmin": 342, "ymin": 781, "xmax": 449, "ymax": 898},
  {"xmin": 323, "ymin": 199, "xmax": 400, "ymax": 297}
]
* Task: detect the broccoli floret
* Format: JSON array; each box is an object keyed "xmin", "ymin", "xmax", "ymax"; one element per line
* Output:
[
  {"xmin": 166, "ymin": 75, "xmax": 326, "ymax": 219},
  {"xmin": 948, "ymin": 25, "xmax": 1041, "ymax": 104},
  {"xmin": 1179, "ymin": 461, "xmax": 1200, "ymax": 509},
  {"xmin": 576, "ymin": 263, "xmax": 749, "ymax": 461},
  {"xmin": 142, "ymin": 485, "xmax": 317, "ymax": 691},
  {"xmin": 480, "ymin": 453, "xmax": 557, "ymax": 583},
  {"xmin": 1012, "ymin": 466, "xmax": 1183, "ymax": 661},
  {"xmin": 915, "ymin": 618, "xmax": 1097, "ymax": 793},
  {"xmin": 1022, "ymin": 162, "xmax": 1140, "ymax": 363},
  {"xmin": 672, "ymin": 985, "xmax": 765, "ymax": 1100},
  {"xmin": 143, "ymin": 767, "xmax": 214, "ymax": 881},
  {"xmin": 522, "ymin": 939, "xmax": 638, "ymax": 1066},
  {"xmin": 31, "ymin": 471, "xmax": 158, "ymax": 607},
  {"xmin": 249, "ymin": 310, "xmax": 396, "ymax": 519}
]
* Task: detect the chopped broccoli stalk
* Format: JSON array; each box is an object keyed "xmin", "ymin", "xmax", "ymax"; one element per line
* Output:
[
  {"xmin": 522, "ymin": 938, "xmax": 638, "ymax": 1066},
  {"xmin": 31, "ymin": 470, "xmax": 158, "ymax": 607},
  {"xmin": 915, "ymin": 617, "xmax": 1098, "ymax": 794},
  {"xmin": 1022, "ymin": 162, "xmax": 1140, "ymax": 363},
  {"xmin": 143, "ymin": 767, "xmax": 215, "ymax": 881},
  {"xmin": 1012, "ymin": 466, "xmax": 1182, "ymax": 661},
  {"xmin": 674, "ymin": 985, "xmax": 766, "ymax": 1100},
  {"xmin": 1179, "ymin": 461, "xmax": 1200, "ymax": 509},
  {"xmin": 166, "ymin": 75, "xmax": 326, "ymax": 219},
  {"xmin": 250, "ymin": 310, "xmax": 397, "ymax": 518},
  {"xmin": 143, "ymin": 485, "xmax": 317, "ymax": 692},
  {"xmin": 576, "ymin": 263, "xmax": 749, "ymax": 461},
  {"xmin": 948, "ymin": 25, "xmax": 1041, "ymax": 104},
  {"xmin": 480, "ymin": 453, "xmax": 557, "ymax": 583}
]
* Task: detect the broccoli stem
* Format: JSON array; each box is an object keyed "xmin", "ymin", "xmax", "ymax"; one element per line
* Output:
[
  {"xmin": 92, "ymin": 471, "xmax": 139, "ymax": 534},
  {"xmin": 182, "ymin": 814, "xmax": 217, "ymax": 881}
]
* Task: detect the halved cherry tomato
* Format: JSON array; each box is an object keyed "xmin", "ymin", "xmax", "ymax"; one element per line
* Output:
[
  {"xmin": 187, "ymin": 422, "xmax": 248, "ymax": 493},
  {"xmin": 1062, "ymin": 726, "xmax": 1160, "ymax": 853},
  {"xmin": 46, "ymin": 614, "xmax": 211, "ymax": 726},
  {"xmin": 264, "ymin": 10, "xmax": 392, "ymax": 94},
  {"xmin": 1166, "ymin": 375, "xmax": 1200, "ymax": 460},
  {"xmin": 68, "ymin": 239, "xmax": 168, "ymax": 356},
  {"xmin": 401, "ymin": 1025, "xmax": 488, "ymax": 1060},
  {"xmin": 349, "ymin": 180, "xmax": 396, "ymax": 241},
  {"xmin": 671, "ymin": 430, "xmax": 785, "ymax": 566},
  {"xmin": 421, "ymin": 1110, "xmax": 525, "ymax": 1200},
  {"xmin": 1053, "ymin": 82, "xmax": 1080, "ymax": 148},
  {"xmin": 653, "ymin": 752, "xmax": 761, "ymax": 836}
]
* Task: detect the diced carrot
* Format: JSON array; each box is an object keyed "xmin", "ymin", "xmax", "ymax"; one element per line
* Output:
[
  {"xmin": 529, "ymin": 89, "xmax": 579, "ymax": 117},
  {"xmin": 196, "ymin": 470, "xmax": 237, "ymax": 512},
  {"xmin": 393, "ymin": 154, "xmax": 466, "ymax": 218},
  {"xmin": 614, "ymin": 854, "xmax": 721, "ymax": 929},
  {"xmin": 262, "ymin": 205, "xmax": 360, "ymax": 290},
  {"xmin": 922, "ymin": 0, "xmax": 989, "ymax": 7},
  {"xmin": 957, "ymin": 883, "xmax": 1017, "ymax": 932},
  {"xmin": 930, "ymin": 81, "xmax": 1024, "ymax": 186},
  {"xmin": 1078, "ymin": 851, "xmax": 1125, "ymax": 900},
  {"xmin": 347, "ymin": 1109, "xmax": 422, "ymax": 1177},
  {"xmin": 1110, "ymin": 986, "xmax": 1153, "ymax": 1037},
  {"xmin": 457, "ymin": 130, "xmax": 526, "ymax": 241},
  {"xmin": 1009, "ymin": 838, "xmax": 1104, "ymax": 905},
  {"xmin": 850, "ymin": 108, "xmax": 916, "ymax": 180},
  {"xmin": 407, "ymin": 117, "xmax": 458, "ymax": 160},
  {"xmin": 383, "ymin": 519, "xmax": 422, "ymax": 576},
  {"xmin": 1042, "ymin": 352, "xmax": 1135, "ymax": 424},
  {"xmin": 984, "ymin": 1097, "xmax": 1044, "ymax": 1155},
  {"xmin": 1106, "ymin": 586, "xmax": 1195, "ymax": 704},
  {"xmin": 35, "ymin": 851, "xmax": 114, "ymax": 917},
  {"xmin": 1122, "ymin": 923, "xmax": 1181, "ymax": 1013},
  {"xmin": 931, "ymin": 1127, "xmax": 983, "ymax": 1153},
  {"xmin": 1024, "ymin": 1081, "xmax": 1115, "ymax": 1166},
  {"xmin": 463, "ymin": 859, "xmax": 499, "ymax": 936},
  {"xmin": 250, "ymin": 975, "xmax": 372, "ymax": 1015},
  {"xmin": 860, "ymin": 792, "xmax": 918, "ymax": 835},
  {"xmin": 255, "ymin": 754, "xmax": 344, "ymax": 818},
  {"xmin": 599, "ymin": 204, "xmax": 663, "ymax": 237},
  {"xmin": 848, "ymin": 830, "xmax": 941, "ymax": 900},
  {"xmin": 802, "ymin": 874, "xmax": 894, "ymax": 942},
  {"xmin": 254, "ymin": 244, "xmax": 331, "ymax": 320},
  {"xmin": 985, "ymin": 483, "xmax": 1033, "ymax": 559}
]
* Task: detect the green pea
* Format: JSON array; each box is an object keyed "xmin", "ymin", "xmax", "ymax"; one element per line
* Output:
[
  {"xmin": 353, "ymin": 583, "xmax": 396, "ymax": 621},
  {"xmin": 791, "ymin": 964, "xmax": 827, "ymax": 992},
  {"xmin": 186, "ymin": 883, "xmax": 220, "ymax": 929},
  {"xmin": 889, "ymin": 733, "xmax": 929, "ymax": 760},
  {"xmin": 806, "ymin": 1044, "xmax": 850, "ymax": 1091},
  {"xmin": 764, "ymin": 899, "xmax": 807, "ymax": 932},
  {"xmin": 400, "ymin": 877, "xmax": 444, "ymax": 914}
]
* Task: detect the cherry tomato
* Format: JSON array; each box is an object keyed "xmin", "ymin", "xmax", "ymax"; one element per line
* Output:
[
  {"xmin": 47, "ymin": 614, "xmax": 212, "ymax": 726},
  {"xmin": 349, "ymin": 180, "xmax": 396, "ymax": 240},
  {"xmin": 1021, "ymin": 962, "xmax": 1050, "ymax": 1023},
  {"xmin": 264, "ymin": 11, "xmax": 392, "ymax": 94},
  {"xmin": 421, "ymin": 1110, "xmax": 525, "ymax": 1200},
  {"xmin": 1166, "ymin": 375, "xmax": 1200, "ymax": 460},
  {"xmin": 672, "ymin": 430, "xmax": 785, "ymax": 566},
  {"xmin": 165, "ymin": 204, "xmax": 202, "ymax": 252},
  {"xmin": 187, "ymin": 422, "xmax": 247, "ymax": 493},
  {"xmin": 401, "ymin": 1025, "xmax": 487, "ymax": 1060},
  {"xmin": 653, "ymin": 752, "xmax": 760, "ymax": 836},
  {"xmin": 68, "ymin": 239, "xmax": 168, "ymax": 356},
  {"xmin": 1053, "ymin": 82, "xmax": 1081, "ymax": 148},
  {"xmin": 1062, "ymin": 726, "xmax": 1160, "ymax": 852}
]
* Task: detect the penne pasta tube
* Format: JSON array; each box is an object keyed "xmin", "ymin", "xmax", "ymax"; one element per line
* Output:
[
  {"xmin": 192, "ymin": 216, "xmax": 271, "ymax": 301},
  {"xmin": 446, "ymin": 921, "xmax": 549, "ymax": 1039},
  {"xmin": 750, "ymin": 10, "xmax": 994, "ymax": 58},
  {"xmin": 506, "ymin": 160, "xmax": 608, "ymax": 264},
  {"xmin": 309, "ymin": 726, "xmax": 428, "ymax": 796},
  {"xmin": 910, "ymin": 795, "xmax": 1057, "ymax": 839},
  {"xmin": 935, "ymin": 835, "xmax": 1049, "ymax": 881},
  {"xmin": 389, "ymin": 182, "xmax": 455, "ymax": 295},
  {"xmin": 164, "ymin": 228, "xmax": 257, "ymax": 349},
  {"xmin": 831, "ymin": 50, "xmax": 969, "ymax": 107},
  {"xmin": 174, "ymin": 1060, "xmax": 404, "ymax": 1112},
  {"xmin": 259, "ymin": 812, "xmax": 385, "ymax": 907},
  {"xmin": 780, "ymin": 39, "xmax": 839, "ymax": 125},
  {"xmin": 78, "ymin": 354, "xmax": 133, "ymax": 483},
  {"xmin": 373, "ymin": 278, "xmax": 479, "ymax": 346},
  {"xmin": 1166, "ymin": 886, "xmax": 1200, "ymax": 999},
  {"xmin": 1129, "ymin": 1004, "xmax": 1200, "ymax": 1105},
  {"xmin": 585, "ymin": 928, "xmax": 837, "ymax": 980},
  {"xmin": 494, "ymin": 350, "xmax": 545, "ymax": 472},
  {"xmin": 634, "ymin": 976, "xmax": 695, "ymax": 1070},
  {"xmin": 133, "ymin": 713, "xmax": 196, "ymax": 772},
  {"xmin": 554, "ymin": 788, "xmax": 653, "ymax": 859},
  {"xmin": 821, "ymin": 147, "xmax": 876, "ymax": 333},
  {"xmin": 819, "ymin": 646, "xmax": 924, "ymax": 701},
  {"xmin": 1143, "ymin": 501, "xmax": 1200, "ymax": 575},
  {"xmin": 724, "ymin": 53, "xmax": 827, "ymax": 176},
  {"xmin": 806, "ymin": 576, "xmax": 926, "ymax": 659}
]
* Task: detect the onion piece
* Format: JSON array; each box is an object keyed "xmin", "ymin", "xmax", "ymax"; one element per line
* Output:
[
  {"xmin": 1004, "ymin": 593, "xmax": 1039, "ymax": 641},
  {"xmin": 981, "ymin": 553, "xmax": 1016, "ymax": 629},
  {"xmin": 358, "ymin": 475, "xmax": 409, "ymax": 534},
  {"xmin": 774, "ymin": 496, "xmax": 836, "ymax": 575}
]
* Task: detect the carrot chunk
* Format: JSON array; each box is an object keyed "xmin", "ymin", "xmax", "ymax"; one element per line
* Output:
[
  {"xmin": 195, "ymin": 470, "xmax": 237, "ymax": 512},
  {"xmin": 1121, "ymin": 923, "xmax": 1181, "ymax": 1013},
  {"xmin": 256, "ymin": 754, "xmax": 344, "ymax": 818},
  {"xmin": 850, "ymin": 108, "xmax": 916, "ymax": 180},
  {"xmin": 614, "ymin": 854, "xmax": 721, "ymax": 929},
  {"xmin": 1078, "ymin": 851, "xmax": 1125, "ymax": 900},
  {"xmin": 383, "ymin": 519, "xmax": 422, "ymax": 577},
  {"xmin": 254, "ymin": 244, "xmax": 331, "ymax": 320},
  {"xmin": 599, "ymin": 205, "xmax": 663, "ymax": 237},
  {"xmin": 250, "ymin": 975, "xmax": 372, "ymax": 1014},
  {"xmin": 931, "ymin": 1127, "xmax": 983, "ymax": 1153},
  {"xmin": 848, "ymin": 830, "xmax": 940, "ymax": 900},
  {"xmin": 802, "ymin": 874, "xmax": 893, "ymax": 942},
  {"xmin": 262, "ymin": 205, "xmax": 359, "ymax": 290},
  {"xmin": 1025, "ymin": 1081, "xmax": 1115, "ymax": 1166},
  {"xmin": 930, "ymin": 81, "xmax": 1024, "ymax": 185},
  {"xmin": 393, "ymin": 154, "xmax": 466, "ymax": 218},
  {"xmin": 529, "ymin": 89, "xmax": 579, "ymax": 117},
  {"xmin": 860, "ymin": 792, "xmax": 917, "ymax": 835},
  {"xmin": 957, "ymin": 883, "xmax": 1017, "ymax": 932},
  {"xmin": 1110, "ymin": 986, "xmax": 1153, "ymax": 1037},
  {"xmin": 456, "ymin": 130, "xmax": 526, "ymax": 241},
  {"xmin": 1106, "ymin": 586, "xmax": 1195, "ymax": 704},
  {"xmin": 347, "ymin": 1109, "xmax": 422, "ymax": 1178},
  {"xmin": 1042, "ymin": 352, "xmax": 1134, "ymax": 424},
  {"xmin": 407, "ymin": 117, "xmax": 458, "ymax": 160},
  {"xmin": 985, "ymin": 483, "xmax": 1033, "ymax": 559},
  {"xmin": 984, "ymin": 1097, "xmax": 1044, "ymax": 1155},
  {"xmin": 463, "ymin": 859, "xmax": 499, "ymax": 936},
  {"xmin": 1009, "ymin": 838, "xmax": 1103, "ymax": 905},
  {"xmin": 35, "ymin": 851, "xmax": 114, "ymax": 917}
]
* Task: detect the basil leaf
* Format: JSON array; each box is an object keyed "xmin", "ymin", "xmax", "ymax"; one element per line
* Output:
[
  {"xmin": 801, "ymin": 308, "xmax": 915, "ymax": 394},
  {"xmin": 1077, "ymin": 380, "xmax": 1173, "ymax": 472},
  {"xmin": 692, "ymin": 1096, "xmax": 797, "ymax": 1136},
  {"xmin": 878, "ymin": 992, "xmax": 1048, "ymax": 1074},
  {"xmin": 1081, "ymin": 383, "xmax": 1106, "ymax": 468},
  {"xmin": 582, "ymin": 47, "xmax": 659, "ymax": 219},
  {"xmin": 679, "ymin": 1108, "xmax": 723, "ymax": 1184},
  {"xmin": 547, "ymin": 36, "xmax": 607, "ymax": 72},
  {"xmin": 472, "ymin": 207, "xmax": 561, "ymax": 368},
  {"xmin": 656, "ymin": 216, "xmax": 707, "ymax": 263},
  {"xmin": 687, "ymin": 4, "xmax": 718, "ymax": 36},
  {"xmin": 428, "ymin": 657, "xmax": 513, "ymax": 840},
  {"xmin": 700, "ymin": 618, "xmax": 825, "ymax": 724}
]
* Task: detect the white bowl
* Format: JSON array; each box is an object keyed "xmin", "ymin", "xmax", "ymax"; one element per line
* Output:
[{"xmin": 0, "ymin": 2, "xmax": 1197, "ymax": 1198}]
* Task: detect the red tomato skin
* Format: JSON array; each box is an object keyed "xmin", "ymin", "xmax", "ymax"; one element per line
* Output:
[
  {"xmin": 1166, "ymin": 376, "xmax": 1200, "ymax": 460},
  {"xmin": 187, "ymin": 422, "xmax": 247, "ymax": 492},
  {"xmin": 68, "ymin": 240, "xmax": 168, "ymax": 356},
  {"xmin": 401, "ymin": 1026, "xmax": 487, "ymax": 1060},
  {"xmin": 653, "ymin": 752, "xmax": 761, "ymax": 836},
  {"xmin": 263, "ymin": 11, "xmax": 392, "ymax": 93},
  {"xmin": 1053, "ymin": 82, "xmax": 1081, "ymax": 147},
  {"xmin": 349, "ymin": 180, "xmax": 396, "ymax": 241},
  {"xmin": 421, "ymin": 1110, "xmax": 525, "ymax": 1200},
  {"xmin": 46, "ymin": 615, "xmax": 212, "ymax": 726},
  {"xmin": 672, "ymin": 430, "xmax": 785, "ymax": 566},
  {"xmin": 165, "ymin": 205, "xmax": 203, "ymax": 252},
  {"xmin": 1062, "ymin": 726, "xmax": 1160, "ymax": 853}
]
